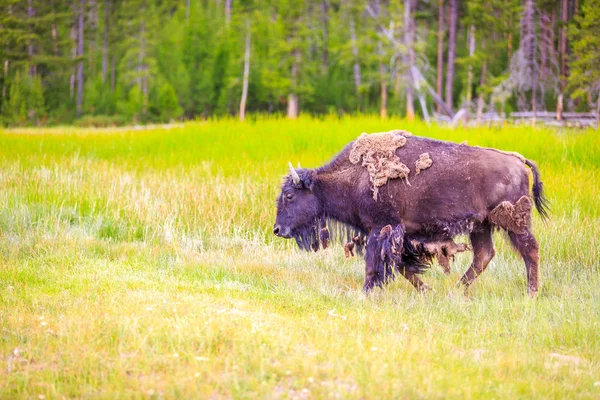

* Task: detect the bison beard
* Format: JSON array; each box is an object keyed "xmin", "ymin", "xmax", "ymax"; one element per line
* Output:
[{"xmin": 274, "ymin": 131, "xmax": 548, "ymax": 296}]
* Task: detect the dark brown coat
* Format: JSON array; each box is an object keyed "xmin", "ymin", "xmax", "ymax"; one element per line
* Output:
[{"xmin": 274, "ymin": 135, "xmax": 548, "ymax": 295}]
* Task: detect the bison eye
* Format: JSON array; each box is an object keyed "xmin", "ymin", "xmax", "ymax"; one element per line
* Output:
[{"xmin": 285, "ymin": 193, "xmax": 294, "ymax": 200}]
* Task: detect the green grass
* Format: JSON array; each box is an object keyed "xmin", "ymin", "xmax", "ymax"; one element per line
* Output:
[{"xmin": 1, "ymin": 116, "xmax": 599, "ymax": 398}]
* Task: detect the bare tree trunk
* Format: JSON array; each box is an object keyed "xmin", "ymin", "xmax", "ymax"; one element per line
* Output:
[
  {"xmin": 476, "ymin": 40, "xmax": 487, "ymax": 126},
  {"xmin": 51, "ymin": 0, "xmax": 59, "ymax": 56},
  {"xmin": 225, "ymin": 0, "xmax": 231, "ymax": 25},
  {"xmin": 287, "ymin": 49, "xmax": 300, "ymax": 119},
  {"xmin": 2, "ymin": 60, "xmax": 8, "ymax": 101},
  {"xmin": 436, "ymin": 0, "xmax": 444, "ymax": 114},
  {"xmin": 596, "ymin": 92, "xmax": 600, "ymax": 131},
  {"xmin": 349, "ymin": 18, "xmax": 361, "ymax": 96},
  {"xmin": 110, "ymin": 54, "xmax": 115, "ymax": 92},
  {"xmin": 321, "ymin": 0, "xmax": 329, "ymax": 72},
  {"xmin": 102, "ymin": 0, "xmax": 109, "ymax": 83},
  {"xmin": 379, "ymin": 42, "xmax": 387, "ymax": 119},
  {"xmin": 28, "ymin": 0, "xmax": 36, "ymax": 77},
  {"xmin": 558, "ymin": 0, "xmax": 568, "ymax": 121},
  {"xmin": 287, "ymin": 94, "xmax": 298, "ymax": 118},
  {"xmin": 560, "ymin": 0, "xmax": 568, "ymax": 91},
  {"xmin": 404, "ymin": 0, "xmax": 414, "ymax": 120},
  {"xmin": 522, "ymin": 0, "xmax": 537, "ymax": 126},
  {"xmin": 507, "ymin": 0, "xmax": 513, "ymax": 59},
  {"xmin": 445, "ymin": 0, "xmax": 457, "ymax": 110},
  {"xmin": 557, "ymin": 94, "xmax": 563, "ymax": 121},
  {"xmin": 89, "ymin": 0, "xmax": 97, "ymax": 76},
  {"xmin": 2, "ymin": 6, "xmax": 11, "ymax": 101},
  {"xmin": 135, "ymin": 0, "xmax": 148, "ymax": 118},
  {"xmin": 239, "ymin": 20, "xmax": 251, "ymax": 121},
  {"xmin": 540, "ymin": 12, "xmax": 548, "ymax": 83},
  {"xmin": 466, "ymin": 25, "xmax": 475, "ymax": 105},
  {"xmin": 70, "ymin": 22, "xmax": 76, "ymax": 99},
  {"xmin": 76, "ymin": 0, "xmax": 85, "ymax": 118}
]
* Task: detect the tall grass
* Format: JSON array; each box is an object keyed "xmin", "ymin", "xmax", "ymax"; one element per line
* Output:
[{"xmin": 1, "ymin": 117, "xmax": 599, "ymax": 398}]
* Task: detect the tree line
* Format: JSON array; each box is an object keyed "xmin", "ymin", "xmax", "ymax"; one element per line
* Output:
[{"xmin": 0, "ymin": 0, "xmax": 598, "ymax": 126}]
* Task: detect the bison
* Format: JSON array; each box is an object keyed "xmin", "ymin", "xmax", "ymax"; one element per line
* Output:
[{"xmin": 273, "ymin": 131, "xmax": 548, "ymax": 296}]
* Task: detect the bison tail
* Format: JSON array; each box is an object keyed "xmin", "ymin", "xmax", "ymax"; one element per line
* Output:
[{"xmin": 525, "ymin": 159, "xmax": 550, "ymax": 221}]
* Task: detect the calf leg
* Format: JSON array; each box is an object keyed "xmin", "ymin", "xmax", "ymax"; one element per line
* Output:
[
  {"xmin": 459, "ymin": 223, "xmax": 495, "ymax": 289},
  {"xmin": 508, "ymin": 229, "xmax": 540, "ymax": 296},
  {"xmin": 398, "ymin": 267, "xmax": 431, "ymax": 292},
  {"xmin": 436, "ymin": 253, "xmax": 452, "ymax": 275}
]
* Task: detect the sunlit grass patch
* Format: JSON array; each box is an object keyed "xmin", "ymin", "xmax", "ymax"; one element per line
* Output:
[{"xmin": 1, "ymin": 117, "xmax": 599, "ymax": 398}]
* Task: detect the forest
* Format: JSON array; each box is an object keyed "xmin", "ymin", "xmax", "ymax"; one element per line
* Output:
[{"xmin": 0, "ymin": 0, "xmax": 599, "ymax": 126}]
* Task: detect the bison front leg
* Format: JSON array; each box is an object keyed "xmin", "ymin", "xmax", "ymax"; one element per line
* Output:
[
  {"xmin": 363, "ymin": 231, "xmax": 393, "ymax": 292},
  {"xmin": 363, "ymin": 224, "xmax": 430, "ymax": 293},
  {"xmin": 458, "ymin": 222, "xmax": 495, "ymax": 291}
]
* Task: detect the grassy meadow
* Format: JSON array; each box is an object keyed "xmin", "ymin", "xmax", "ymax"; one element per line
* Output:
[{"xmin": 1, "ymin": 117, "xmax": 599, "ymax": 399}]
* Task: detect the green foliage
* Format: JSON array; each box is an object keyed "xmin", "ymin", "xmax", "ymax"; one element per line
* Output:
[
  {"xmin": 155, "ymin": 81, "xmax": 183, "ymax": 122},
  {"xmin": 118, "ymin": 86, "xmax": 144, "ymax": 123},
  {"xmin": 2, "ymin": 70, "xmax": 45, "ymax": 126},
  {"xmin": 568, "ymin": 0, "xmax": 600, "ymax": 99},
  {"xmin": 0, "ymin": 0, "xmax": 594, "ymax": 125}
]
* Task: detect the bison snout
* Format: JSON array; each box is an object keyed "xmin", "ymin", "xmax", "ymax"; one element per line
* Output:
[{"xmin": 273, "ymin": 224, "xmax": 291, "ymax": 238}]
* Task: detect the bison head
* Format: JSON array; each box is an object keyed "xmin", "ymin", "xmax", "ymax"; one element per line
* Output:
[{"xmin": 274, "ymin": 163, "xmax": 323, "ymax": 251}]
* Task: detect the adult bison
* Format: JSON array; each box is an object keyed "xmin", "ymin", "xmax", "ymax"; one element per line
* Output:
[{"xmin": 273, "ymin": 130, "xmax": 548, "ymax": 296}]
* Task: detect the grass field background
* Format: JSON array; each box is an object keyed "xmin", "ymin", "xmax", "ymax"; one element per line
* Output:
[{"xmin": 1, "ymin": 117, "xmax": 599, "ymax": 398}]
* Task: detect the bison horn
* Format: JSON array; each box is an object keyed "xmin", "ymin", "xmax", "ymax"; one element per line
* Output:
[
  {"xmin": 297, "ymin": 162, "xmax": 301, "ymax": 169},
  {"xmin": 288, "ymin": 162, "xmax": 301, "ymax": 185}
]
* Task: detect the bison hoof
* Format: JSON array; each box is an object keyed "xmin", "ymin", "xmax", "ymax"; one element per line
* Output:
[{"xmin": 527, "ymin": 288, "xmax": 539, "ymax": 298}]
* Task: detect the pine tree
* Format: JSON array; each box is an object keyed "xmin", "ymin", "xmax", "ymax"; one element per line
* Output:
[{"xmin": 568, "ymin": 0, "xmax": 600, "ymax": 101}]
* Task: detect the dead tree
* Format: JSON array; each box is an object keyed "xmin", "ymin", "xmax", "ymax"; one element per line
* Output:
[
  {"xmin": 239, "ymin": 20, "xmax": 251, "ymax": 121},
  {"xmin": 404, "ymin": 0, "xmax": 415, "ymax": 120},
  {"xmin": 492, "ymin": 0, "xmax": 558, "ymax": 123},
  {"xmin": 445, "ymin": 0, "xmax": 457, "ymax": 109},
  {"xmin": 76, "ymin": 0, "xmax": 85, "ymax": 118},
  {"xmin": 365, "ymin": 3, "xmax": 453, "ymax": 119},
  {"xmin": 436, "ymin": 0, "xmax": 444, "ymax": 114}
]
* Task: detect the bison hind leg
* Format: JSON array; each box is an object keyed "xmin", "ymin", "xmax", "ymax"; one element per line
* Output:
[{"xmin": 507, "ymin": 228, "xmax": 540, "ymax": 296}]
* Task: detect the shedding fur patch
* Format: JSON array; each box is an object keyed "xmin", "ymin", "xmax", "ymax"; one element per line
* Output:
[
  {"xmin": 489, "ymin": 195, "xmax": 532, "ymax": 233},
  {"xmin": 349, "ymin": 130, "xmax": 412, "ymax": 200},
  {"xmin": 415, "ymin": 153, "xmax": 433, "ymax": 174}
]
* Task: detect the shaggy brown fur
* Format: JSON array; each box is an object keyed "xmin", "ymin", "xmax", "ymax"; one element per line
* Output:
[
  {"xmin": 415, "ymin": 153, "xmax": 433, "ymax": 174},
  {"xmin": 349, "ymin": 131, "xmax": 411, "ymax": 200},
  {"xmin": 488, "ymin": 195, "xmax": 532, "ymax": 234}
]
